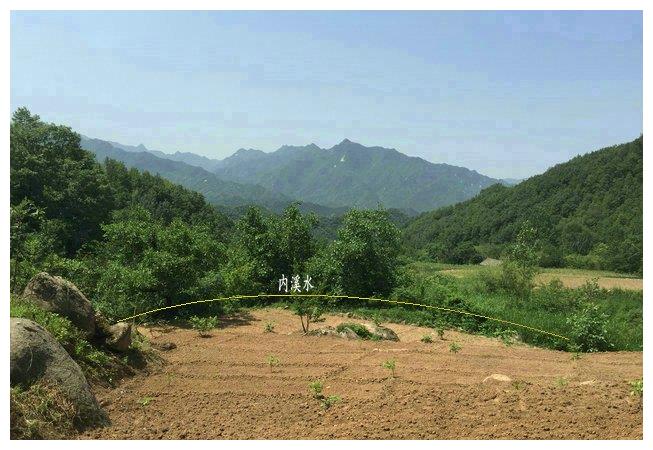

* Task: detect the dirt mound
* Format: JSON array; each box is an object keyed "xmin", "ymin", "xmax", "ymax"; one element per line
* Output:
[{"xmin": 82, "ymin": 309, "xmax": 642, "ymax": 439}]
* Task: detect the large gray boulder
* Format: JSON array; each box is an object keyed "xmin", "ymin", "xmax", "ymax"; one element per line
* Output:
[
  {"xmin": 22, "ymin": 272, "xmax": 96, "ymax": 337},
  {"xmin": 10, "ymin": 318, "xmax": 105, "ymax": 428},
  {"xmin": 364, "ymin": 323, "xmax": 400, "ymax": 341}
]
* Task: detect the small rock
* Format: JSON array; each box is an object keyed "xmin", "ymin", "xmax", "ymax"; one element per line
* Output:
[
  {"xmin": 105, "ymin": 322, "xmax": 132, "ymax": 352},
  {"xmin": 579, "ymin": 380, "xmax": 596, "ymax": 386},
  {"xmin": 153, "ymin": 341, "xmax": 177, "ymax": 351},
  {"xmin": 483, "ymin": 374, "xmax": 513, "ymax": 383}
]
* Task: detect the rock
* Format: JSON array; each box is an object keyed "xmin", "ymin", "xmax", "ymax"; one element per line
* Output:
[
  {"xmin": 10, "ymin": 318, "xmax": 105, "ymax": 428},
  {"xmin": 308, "ymin": 326, "xmax": 360, "ymax": 340},
  {"xmin": 579, "ymin": 380, "xmax": 596, "ymax": 386},
  {"xmin": 483, "ymin": 374, "xmax": 512, "ymax": 383},
  {"xmin": 22, "ymin": 272, "xmax": 96, "ymax": 337},
  {"xmin": 105, "ymin": 322, "xmax": 132, "ymax": 352},
  {"xmin": 153, "ymin": 341, "xmax": 177, "ymax": 351},
  {"xmin": 364, "ymin": 323, "xmax": 400, "ymax": 341}
]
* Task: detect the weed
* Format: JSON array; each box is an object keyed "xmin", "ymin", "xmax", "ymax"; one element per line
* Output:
[
  {"xmin": 420, "ymin": 334, "xmax": 433, "ymax": 343},
  {"xmin": 555, "ymin": 377, "xmax": 568, "ymax": 388},
  {"xmin": 512, "ymin": 380, "xmax": 528, "ymax": 390},
  {"xmin": 571, "ymin": 352, "xmax": 582, "ymax": 361},
  {"xmin": 436, "ymin": 327, "xmax": 445, "ymax": 340},
  {"xmin": 308, "ymin": 380, "xmax": 340, "ymax": 409},
  {"xmin": 309, "ymin": 380, "xmax": 324, "ymax": 398},
  {"xmin": 629, "ymin": 379, "xmax": 643, "ymax": 397},
  {"xmin": 449, "ymin": 342, "xmax": 462, "ymax": 353},
  {"xmin": 322, "ymin": 395, "xmax": 341, "ymax": 409},
  {"xmin": 495, "ymin": 329, "xmax": 518, "ymax": 347},
  {"xmin": 264, "ymin": 320, "xmax": 276, "ymax": 333},
  {"xmin": 266, "ymin": 355, "xmax": 280, "ymax": 371},
  {"xmin": 188, "ymin": 315, "xmax": 220, "ymax": 337},
  {"xmin": 382, "ymin": 358, "xmax": 396, "ymax": 377},
  {"xmin": 10, "ymin": 383, "xmax": 77, "ymax": 439},
  {"xmin": 138, "ymin": 396, "xmax": 154, "ymax": 407}
]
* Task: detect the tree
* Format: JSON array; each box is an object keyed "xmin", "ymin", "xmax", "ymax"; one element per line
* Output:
[{"xmin": 310, "ymin": 209, "xmax": 401, "ymax": 297}]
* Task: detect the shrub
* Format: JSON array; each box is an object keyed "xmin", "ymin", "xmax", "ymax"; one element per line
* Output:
[
  {"xmin": 264, "ymin": 321, "xmax": 276, "ymax": 333},
  {"xmin": 449, "ymin": 342, "xmax": 461, "ymax": 353},
  {"xmin": 292, "ymin": 298, "xmax": 323, "ymax": 333},
  {"xmin": 420, "ymin": 334, "xmax": 433, "ymax": 343},
  {"xmin": 188, "ymin": 315, "xmax": 220, "ymax": 337},
  {"xmin": 566, "ymin": 303, "xmax": 611, "ymax": 352}
]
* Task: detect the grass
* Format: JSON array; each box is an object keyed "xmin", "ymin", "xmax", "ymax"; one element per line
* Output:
[
  {"xmin": 449, "ymin": 342, "xmax": 462, "ymax": 353},
  {"xmin": 336, "ymin": 322, "xmax": 375, "ymax": 339},
  {"xmin": 10, "ymin": 296, "xmax": 121, "ymax": 383},
  {"xmin": 10, "ymin": 383, "xmax": 77, "ymax": 439},
  {"xmin": 420, "ymin": 334, "xmax": 433, "ymax": 343},
  {"xmin": 629, "ymin": 379, "xmax": 643, "ymax": 397}
]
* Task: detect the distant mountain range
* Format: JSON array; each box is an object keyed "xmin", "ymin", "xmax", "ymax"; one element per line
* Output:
[{"xmin": 82, "ymin": 136, "xmax": 502, "ymax": 214}]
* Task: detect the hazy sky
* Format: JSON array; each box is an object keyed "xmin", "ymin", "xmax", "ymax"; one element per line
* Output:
[{"xmin": 11, "ymin": 11, "xmax": 642, "ymax": 178}]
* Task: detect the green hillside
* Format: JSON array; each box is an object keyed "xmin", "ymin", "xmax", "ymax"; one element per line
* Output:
[
  {"xmin": 403, "ymin": 136, "xmax": 643, "ymax": 274},
  {"xmin": 213, "ymin": 139, "xmax": 500, "ymax": 212},
  {"xmin": 81, "ymin": 137, "xmax": 344, "ymax": 216}
]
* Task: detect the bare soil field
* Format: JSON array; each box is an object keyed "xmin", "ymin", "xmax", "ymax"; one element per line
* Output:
[
  {"xmin": 441, "ymin": 267, "xmax": 643, "ymax": 291},
  {"xmin": 82, "ymin": 309, "xmax": 642, "ymax": 440},
  {"xmin": 535, "ymin": 273, "xmax": 643, "ymax": 291}
]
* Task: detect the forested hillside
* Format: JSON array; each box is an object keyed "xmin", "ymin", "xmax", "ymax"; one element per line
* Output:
[
  {"xmin": 213, "ymin": 139, "xmax": 500, "ymax": 212},
  {"xmin": 403, "ymin": 136, "xmax": 643, "ymax": 274}
]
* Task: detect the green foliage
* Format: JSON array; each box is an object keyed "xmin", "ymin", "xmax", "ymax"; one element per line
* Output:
[
  {"xmin": 404, "ymin": 136, "xmax": 643, "ymax": 274},
  {"xmin": 266, "ymin": 355, "xmax": 280, "ymax": 371},
  {"xmin": 308, "ymin": 380, "xmax": 324, "ymax": 398},
  {"xmin": 629, "ymin": 379, "xmax": 643, "ymax": 397},
  {"xmin": 10, "ymin": 297, "xmax": 113, "ymax": 380},
  {"xmin": 449, "ymin": 342, "xmax": 462, "ymax": 353},
  {"xmin": 264, "ymin": 321, "xmax": 276, "ymax": 333},
  {"xmin": 11, "ymin": 384, "xmax": 77, "ymax": 439},
  {"xmin": 292, "ymin": 297, "xmax": 323, "ymax": 333},
  {"xmin": 188, "ymin": 315, "xmax": 220, "ymax": 337},
  {"xmin": 336, "ymin": 322, "xmax": 374, "ymax": 339},
  {"xmin": 566, "ymin": 303, "xmax": 611, "ymax": 352},
  {"xmin": 420, "ymin": 334, "xmax": 433, "ymax": 343},
  {"xmin": 309, "ymin": 209, "xmax": 401, "ymax": 297},
  {"xmin": 381, "ymin": 358, "xmax": 396, "ymax": 377}
]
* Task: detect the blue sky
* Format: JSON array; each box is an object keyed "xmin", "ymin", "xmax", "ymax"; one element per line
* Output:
[{"xmin": 11, "ymin": 11, "xmax": 642, "ymax": 178}]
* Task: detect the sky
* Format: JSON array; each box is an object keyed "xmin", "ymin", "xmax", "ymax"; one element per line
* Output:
[{"xmin": 10, "ymin": 11, "xmax": 642, "ymax": 179}]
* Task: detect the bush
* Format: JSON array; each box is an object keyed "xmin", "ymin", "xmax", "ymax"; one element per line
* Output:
[
  {"xmin": 566, "ymin": 303, "xmax": 611, "ymax": 352},
  {"xmin": 188, "ymin": 315, "xmax": 220, "ymax": 337}
]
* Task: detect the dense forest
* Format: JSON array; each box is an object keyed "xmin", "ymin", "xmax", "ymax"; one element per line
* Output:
[
  {"xmin": 10, "ymin": 109, "xmax": 402, "ymax": 321},
  {"xmin": 404, "ymin": 136, "xmax": 643, "ymax": 274}
]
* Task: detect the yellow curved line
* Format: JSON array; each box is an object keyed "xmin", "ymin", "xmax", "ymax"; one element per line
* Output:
[{"xmin": 118, "ymin": 293, "xmax": 570, "ymax": 341}]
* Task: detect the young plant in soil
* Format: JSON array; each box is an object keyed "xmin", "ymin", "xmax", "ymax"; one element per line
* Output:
[
  {"xmin": 382, "ymin": 358, "xmax": 396, "ymax": 378},
  {"xmin": 266, "ymin": 355, "xmax": 280, "ymax": 372},
  {"xmin": 264, "ymin": 321, "xmax": 276, "ymax": 333},
  {"xmin": 308, "ymin": 380, "xmax": 341, "ymax": 409},
  {"xmin": 420, "ymin": 334, "xmax": 433, "ymax": 343},
  {"xmin": 449, "ymin": 342, "xmax": 462, "ymax": 353}
]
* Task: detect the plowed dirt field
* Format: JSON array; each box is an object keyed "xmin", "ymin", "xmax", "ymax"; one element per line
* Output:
[{"xmin": 82, "ymin": 309, "xmax": 642, "ymax": 439}]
